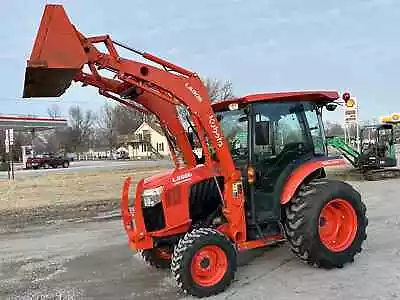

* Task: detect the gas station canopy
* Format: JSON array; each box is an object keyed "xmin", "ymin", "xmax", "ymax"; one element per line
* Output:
[{"xmin": 0, "ymin": 115, "xmax": 67, "ymax": 130}]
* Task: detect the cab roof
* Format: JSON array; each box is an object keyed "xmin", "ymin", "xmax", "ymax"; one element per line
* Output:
[{"xmin": 212, "ymin": 91, "xmax": 340, "ymax": 111}]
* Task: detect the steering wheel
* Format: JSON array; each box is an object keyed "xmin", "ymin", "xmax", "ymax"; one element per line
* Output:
[{"xmin": 272, "ymin": 142, "xmax": 308, "ymax": 165}]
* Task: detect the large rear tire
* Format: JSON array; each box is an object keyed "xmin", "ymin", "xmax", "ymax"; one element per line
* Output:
[
  {"xmin": 171, "ymin": 227, "xmax": 236, "ymax": 298},
  {"xmin": 284, "ymin": 179, "xmax": 367, "ymax": 268}
]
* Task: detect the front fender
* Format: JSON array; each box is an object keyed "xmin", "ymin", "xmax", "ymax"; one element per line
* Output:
[{"xmin": 280, "ymin": 158, "xmax": 345, "ymax": 205}]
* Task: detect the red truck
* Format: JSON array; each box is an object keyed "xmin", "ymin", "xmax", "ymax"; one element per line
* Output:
[{"xmin": 26, "ymin": 153, "xmax": 70, "ymax": 169}]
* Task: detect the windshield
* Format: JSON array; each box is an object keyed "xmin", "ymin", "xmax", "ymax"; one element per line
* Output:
[
  {"xmin": 216, "ymin": 108, "xmax": 248, "ymax": 162},
  {"xmin": 215, "ymin": 101, "xmax": 326, "ymax": 164},
  {"xmin": 378, "ymin": 128, "xmax": 393, "ymax": 144}
]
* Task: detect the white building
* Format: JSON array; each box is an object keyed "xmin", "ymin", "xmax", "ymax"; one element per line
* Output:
[{"xmin": 123, "ymin": 121, "xmax": 170, "ymax": 159}]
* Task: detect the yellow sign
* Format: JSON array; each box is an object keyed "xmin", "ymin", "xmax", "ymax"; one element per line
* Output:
[
  {"xmin": 344, "ymin": 97, "xmax": 358, "ymax": 125},
  {"xmin": 346, "ymin": 98, "xmax": 356, "ymax": 108},
  {"xmin": 380, "ymin": 113, "xmax": 400, "ymax": 123}
]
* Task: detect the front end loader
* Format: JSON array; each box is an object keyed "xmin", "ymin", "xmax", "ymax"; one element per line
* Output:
[{"xmin": 23, "ymin": 5, "xmax": 368, "ymax": 298}]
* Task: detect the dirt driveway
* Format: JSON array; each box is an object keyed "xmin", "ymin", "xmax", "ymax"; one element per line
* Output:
[{"xmin": 1, "ymin": 176, "xmax": 400, "ymax": 299}]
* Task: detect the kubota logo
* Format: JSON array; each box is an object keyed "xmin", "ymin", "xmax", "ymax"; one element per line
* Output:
[
  {"xmin": 172, "ymin": 172, "xmax": 192, "ymax": 184},
  {"xmin": 185, "ymin": 83, "xmax": 203, "ymax": 102},
  {"xmin": 209, "ymin": 115, "xmax": 224, "ymax": 148}
]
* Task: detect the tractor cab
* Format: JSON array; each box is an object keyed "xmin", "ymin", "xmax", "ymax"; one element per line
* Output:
[
  {"xmin": 211, "ymin": 92, "xmax": 340, "ymax": 238},
  {"xmin": 359, "ymin": 123, "xmax": 396, "ymax": 169}
]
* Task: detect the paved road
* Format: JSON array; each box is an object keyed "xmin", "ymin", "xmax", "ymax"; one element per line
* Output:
[
  {"xmin": 2, "ymin": 179, "xmax": 400, "ymax": 299},
  {"xmin": 0, "ymin": 160, "xmax": 173, "ymax": 179}
]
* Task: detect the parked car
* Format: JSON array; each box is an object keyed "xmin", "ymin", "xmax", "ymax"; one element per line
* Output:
[
  {"xmin": 116, "ymin": 150, "xmax": 130, "ymax": 160},
  {"xmin": 26, "ymin": 153, "xmax": 70, "ymax": 169}
]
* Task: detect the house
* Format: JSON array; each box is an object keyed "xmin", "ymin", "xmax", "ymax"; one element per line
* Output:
[{"xmin": 119, "ymin": 121, "xmax": 170, "ymax": 159}]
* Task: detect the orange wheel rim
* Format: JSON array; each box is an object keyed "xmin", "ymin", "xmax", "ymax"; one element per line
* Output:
[
  {"xmin": 190, "ymin": 245, "xmax": 228, "ymax": 287},
  {"xmin": 319, "ymin": 199, "xmax": 358, "ymax": 252}
]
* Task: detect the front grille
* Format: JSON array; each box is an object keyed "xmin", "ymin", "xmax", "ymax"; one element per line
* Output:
[{"xmin": 143, "ymin": 203, "xmax": 165, "ymax": 232}]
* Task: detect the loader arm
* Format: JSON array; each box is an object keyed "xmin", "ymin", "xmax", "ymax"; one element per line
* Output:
[
  {"xmin": 23, "ymin": 4, "xmax": 245, "ymax": 241},
  {"xmin": 23, "ymin": 5, "xmax": 236, "ymax": 174}
]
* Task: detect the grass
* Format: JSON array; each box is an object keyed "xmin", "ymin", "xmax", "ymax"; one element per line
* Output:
[{"xmin": 0, "ymin": 167, "xmax": 167, "ymax": 212}]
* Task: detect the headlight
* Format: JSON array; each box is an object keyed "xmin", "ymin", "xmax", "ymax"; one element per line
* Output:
[{"xmin": 142, "ymin": 186, "xmax": 163, "ymax": 207}]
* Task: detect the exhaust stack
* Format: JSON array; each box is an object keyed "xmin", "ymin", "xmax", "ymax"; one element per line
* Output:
[{"xmin": 23, "ymin": 4, "xmax": 88, "ymax": 98}]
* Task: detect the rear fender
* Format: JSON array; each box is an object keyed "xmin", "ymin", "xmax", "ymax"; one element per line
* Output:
[{"xmin": 280, "ymin": 158, "xmax": 345, "ymax": 205}]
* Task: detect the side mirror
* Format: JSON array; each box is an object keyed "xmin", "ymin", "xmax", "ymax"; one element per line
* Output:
[
  {"xmin": 326, "ymin": 103, "xmax": 338, "ymax": 111},
  {"xmin": 255, "ymin": 121, "xmax": 270, "ymax": 145}
]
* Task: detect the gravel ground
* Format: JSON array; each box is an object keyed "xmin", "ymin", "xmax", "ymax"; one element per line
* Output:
[{"xmin": 1, "ymin": 177, "xmax": 400, "ymax": 299}]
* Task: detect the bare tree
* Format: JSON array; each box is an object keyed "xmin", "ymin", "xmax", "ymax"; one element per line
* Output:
[
  {"xmin": 47, "ymin": 103, "xmax": 62, "ymax": 118},
  {"xmin": 325, "ymin": 121, "xmax": 345, "ymax": 137},
  {"xmin": 69, "ymin": 105, "xmax": 95, "ymax": 152},
  {"xmin": 96, "ymin": 103, "xmax": 118, "ymax": 153},
  {"xmin": 203, "ymin": 78, "xmax": 234, "ymax": 103},
  {"xmin": 113, "ymin": 105, "xmax": 144, "ymax": 135}
]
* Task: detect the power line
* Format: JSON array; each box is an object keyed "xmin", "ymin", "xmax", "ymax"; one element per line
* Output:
[{"xmin": 0, "ymin": 97, "xmax": 98, "ymax": 105}]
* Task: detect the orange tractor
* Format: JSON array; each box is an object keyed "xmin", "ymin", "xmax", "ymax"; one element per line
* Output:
[{"xmin": 23, "ymin": 5, "xmax": 368, "ymax": 297}]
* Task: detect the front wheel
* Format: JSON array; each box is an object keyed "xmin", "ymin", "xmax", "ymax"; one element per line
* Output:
[
  {"xmin": 63, "ymin": 161, "xmax": 70, "ymax": 168},
  {"xmin": 284, "ymin": 179, "xmax": 367, "ymax": 268},
  {"xmin": 171, "ymin": 227, "xmax": 237, "ymax": 298},
  {"xmin": 141, "ymin": 247, "xmax": 172, "ymax": 269}
]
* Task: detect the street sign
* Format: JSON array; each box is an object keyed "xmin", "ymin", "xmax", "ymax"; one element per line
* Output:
[
  {"xmin": 5, "ymin": 129, "xmax": 14, "ymax": 145},
  {"xmin": 9, "ymin": 128, "xmax": 14, "ymax": 145},
  {"xmin": 3, "ymin": 128, "xmax": 15, "ymax": 180}
]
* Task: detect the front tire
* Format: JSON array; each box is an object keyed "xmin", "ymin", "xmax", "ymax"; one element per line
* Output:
[
  {"xmin": 171, "ymin": 227, "xmax": 237, "ymax": 298},
  {"xmin": 284, "ymin": 179, "xmax": 367, "ymax": 268},
  {"xmin": 141, "ymin": 247, "xmax": 172, "ymax": 269}
]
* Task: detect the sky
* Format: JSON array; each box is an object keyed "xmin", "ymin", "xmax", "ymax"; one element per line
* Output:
[{"xmin": 0, "ymin": 0, "xmax": 399, "ymax": 123}]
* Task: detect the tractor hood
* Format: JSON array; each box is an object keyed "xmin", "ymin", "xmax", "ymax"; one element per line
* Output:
[
  {"xmin": 142, "ymin": 165, "xmax": 221, "ymax": 190},
  {"xmin": 143, "ymin": 169, "xmax": 174, "ymax": 189}
]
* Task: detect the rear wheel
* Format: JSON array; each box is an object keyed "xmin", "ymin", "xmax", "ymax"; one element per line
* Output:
[
  {"xmin": 284, "ymin": 179, "xmax": 367, "ymax": 268},
  {"xmin": 141, "ymin": 247, "xmax": 172, "ymax": 269},
  {"xmin": 171, "ymin": 227, "xmax": 236, "ymax": 298},
  {"xmin": 63, "ymin": 161, "xmax": 70, "ymax": 168}
]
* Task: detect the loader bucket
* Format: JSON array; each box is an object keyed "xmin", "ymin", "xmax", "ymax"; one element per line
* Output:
[{"xmin": 23, "ymin": 4, "xmax": 88, "ymax": 98}]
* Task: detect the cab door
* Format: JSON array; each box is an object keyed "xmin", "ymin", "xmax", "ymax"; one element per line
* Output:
[{"xmin": 249, "ymin": 102, "xmax": 316, "ymax": 223}]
